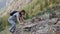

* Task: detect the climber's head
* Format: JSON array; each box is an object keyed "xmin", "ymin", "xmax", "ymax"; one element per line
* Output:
[{"xmin": 19, "ymin": 10, "xmax": 26, "ymax": 17}]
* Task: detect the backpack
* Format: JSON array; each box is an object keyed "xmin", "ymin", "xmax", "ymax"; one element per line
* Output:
[{"xmin": 10, "ymin": 11, "xmax": 17, "ymax": 16}]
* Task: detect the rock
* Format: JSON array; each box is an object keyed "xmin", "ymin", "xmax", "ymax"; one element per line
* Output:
[
  {"xmin": 31, "ymin": 17, "xmax": 42, "ymax": 23},
  {"xmin": 36, "ymin": 26, "xmax": 56, "ymax": 34},
  {"xmin": 52, "ymin": 25, "xmax": 60, "ymax": 31},
  {"xmin": 36, "ymin": 24, "xmax": 52, "ymax": 34},
  {"xmin": 49, "ymin": 12, "xmax": 57, "ymax": 19},
  {"xmin": 48, "ymin": 18, "xmax": 58, "ymax": 25},
  {"xmin": 23, "ymin": 23, "xmax": 36, "ymax": 31},
  {"xmin": 36, "ymin": 29, "xmax": 56, "ymax": 34},
  {"xmin": 55, "ymin": 11, "xmax": 60, "ymax": 18},
  {"xmin": 56, "ymin": 21, "xmax": 60, "ymax": 25},
  {"xmin": 58, "ymin": 18, "xmax": 60, "ymax": 21},
  {"xmin": 52, "ymin": 25, "xmax": 60, "ymax": 34},
  {"xmin": 40, "ymin": 13, "xmax": 50, "ymax": 20}
]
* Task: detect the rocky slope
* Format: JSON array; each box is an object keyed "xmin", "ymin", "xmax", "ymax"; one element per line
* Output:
[
  {"xmin": 21, "ymin": 12, "xmax": 60, "ymax": 34},
  {"xmin": 0, "ymin": 0, "xmax": 10, "ymax": 15},
  {"xmin": 17, "ymin": 4, "xmax": 60, "ymax": 34}
]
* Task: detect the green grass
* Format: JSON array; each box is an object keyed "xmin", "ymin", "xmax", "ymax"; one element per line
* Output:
[
  {"xmin": 0, "ymin": 24, "xmax": 19, "ymax": 34},
  {"xmin": 0, "ymin": 28, "xmax": 10, "ymax": 34},
  {"xmin": 19, "ymin": 0, "xmax": 60, "ymax": 18}
]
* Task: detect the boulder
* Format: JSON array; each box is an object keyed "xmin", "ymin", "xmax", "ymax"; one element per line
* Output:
[
  {"xmin": 56, "ymin": 21, "xmax": 60, "ymax": 25},
  {"xmin": 36, "ymin": 24, "xmax": 53, "ymax": 34},
  {"xmin": 48, "ymin": 18, "xmax": 58, "ymax": 25},
  {"xmin": 36, "ymin": 30, "xmax": 55, "ymax": 34},
  {"xmin": 40, "ymin": 13, "xmax": 50, "ymax": 20},
  {"xmin": 52, "ymin": 25, "xmax": 60, "ymax": 34}
]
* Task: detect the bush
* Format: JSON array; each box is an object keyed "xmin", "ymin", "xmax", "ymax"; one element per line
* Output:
[
  {"xmin": 0, "ymin": 18, "xmax": 5, "ymax": 31},
  {"xmin": 19, "ymin": 0, "xmax": 60, "ymax": 18},
  {"xmin": 0, "ymin": 15, "xmax": 9, "ymax": 31}
]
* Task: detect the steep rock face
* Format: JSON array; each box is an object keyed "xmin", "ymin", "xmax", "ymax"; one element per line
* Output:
[
  {"xmin": 2, "ymin": 0, "xmax": 32, "ymax": 16},
  {"xmin": 0, "ymin": 0, "xmax": 10, "ymax": 15}
]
